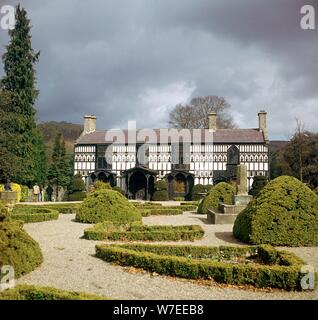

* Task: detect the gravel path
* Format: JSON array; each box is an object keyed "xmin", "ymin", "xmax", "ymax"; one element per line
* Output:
[{"xmin": 18, "ymin": 213, "xmax": 318, "ymax": 300}]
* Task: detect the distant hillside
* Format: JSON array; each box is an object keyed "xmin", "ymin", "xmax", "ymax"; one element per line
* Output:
[{"xmin": 38, "ymin": 121, "xmax": 83, "ymax": 155}]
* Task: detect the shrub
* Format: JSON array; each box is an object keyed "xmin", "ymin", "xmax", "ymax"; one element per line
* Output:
[
  {"xmin": 0, "ymin": 202, "xmax": 9, "ymax": 222},
  {"xmin": 69, "ymin": 174, "xmax": 85, "ymax": 192},
  {"xmin": 75, "ymin": 189, "xmax": 142, "ymax": 224},
  {"xmin": 233, "ymin": 176, "xmax": 318, "ymax": 246},
  {"xmin": 0, "ymin": 285, "xmax": 107, "ymax": 300},
  {"xmin": 10, "ymin": 207, "xmax": 59, "ymax": 223},
  {"xmin": 94, "ymin": 181, "xmax": 112, "ymax": 190},
  {"xmin": 249, "ymin": 176, "xmax": 268, "ymax": 197},
  {"xmin": 132, "ymin": 202, "xmax": 162, "ymax": 208},
  {"xmin": 314, "ymin": 187, "xmax": 318, "ymax": 196},
  {"xmin": 191, "ymin": 184, "xmax": 213, "ymax": 201},
  {"xmin": 84, "ymin": 222, "xmax": 204, "ymax": 241},
  {"xmin": 152, "ymin": 180, "xmax": 169, "ymax": 201},
  {"xmin": 141, "ymin": 207, "xmax": 183, "ymax": 217},
  {"xmin": 20, "ymin": 186, "xmax": 29, "ymax": 202},
  {"xmin": 197, "ymin": 182, "xmax": 235, "ymax": 214},
  {"xmin": 16, "ymin": 203, "xmax": 79, "ymax": 214},
  {"xmin": 0, "ymin": 183, "xmax": 22, "ymax": 202},
  {"xmin": 95, "ymin": 243, "xmax": 309, "ymax": 291},
  {"xmin": 67, "ymin": 191, "xmax": 87, "ymax": 201},
  {"xmin": 0, "ymin": 221, "xmax": 43, "ymax": 277}
]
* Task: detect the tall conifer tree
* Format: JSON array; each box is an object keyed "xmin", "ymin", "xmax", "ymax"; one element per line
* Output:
[{"xmin": 0, "ymin": 5, "xmax": 46, "ymax": 185}]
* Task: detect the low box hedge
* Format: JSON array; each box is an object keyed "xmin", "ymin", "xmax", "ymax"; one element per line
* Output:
[
  {"xmin": 142, "ymin": 208, "xmax": 183, "ymax": 216},
  {"xmin": 10, "ymin": 207, "xmax": 59, "ymax": 223},
  {"xmin": 95, "ymin": 243, "xmax": 312, "ymax": 291},
  {"xmin": 132, "ymin": 202, "xmax": 163, "ymax": 208},
  {"xmin": 0, "ymin": 285, "xmax": 108, "ymax": 300},
  {"xmin": 140, "ymin": 206, "xmax": 196, "ymax": 217},
  {"xmin": 16, "ymin": 203, "xmax": 79, "ymax": 214},
  {"xmin": 84, "ymin": 222, "xmax": 204, "ymax": 241}
]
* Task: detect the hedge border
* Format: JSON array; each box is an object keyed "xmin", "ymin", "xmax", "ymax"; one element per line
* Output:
[
  {"xmin": 84, "ymin": 223, "xmax": 204, "ymax": 241},
  {"xmin": 0, "ymin": 285, "xmax": 108, "ymax": 300},
  {"xmin": 16, "ymin": 204, "xmax": 79, "ymax": 214},
  {"xmin": 95, "ymin": 243, "xmax": 312, "ymax": 291},
  {"xmin": 10, "ymin": 207, "xmax": 59, "ymax": 223},
  {"xmin": 140, "ymin": 208, "xmax": 183, "ymax": 217}
]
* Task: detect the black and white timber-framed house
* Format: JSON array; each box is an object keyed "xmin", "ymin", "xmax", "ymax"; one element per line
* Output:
[{"xmin": 74, "ymin": 111, "xmax": 269, "ymax": 200}]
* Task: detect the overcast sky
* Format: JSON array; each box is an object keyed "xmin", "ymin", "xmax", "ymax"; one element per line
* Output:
[{"xmin": 0, "ymin": 0, "xmax": 317, "ymax": 139}]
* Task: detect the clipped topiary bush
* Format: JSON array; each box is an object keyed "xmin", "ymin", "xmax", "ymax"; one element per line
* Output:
[
  {"xmin": 94, "ymin": 181, "xmax": 112, "ymax": 191},
  {"xmin": 0, "ymin": 285, "xmax": 107, "ymax": 300},
  {"xmin": 249, "ymin": 175, "xmax": 268, "ymax": 197},
  {"xmin": 197, "ymin": 182, "xmax": 235, "ymax": 214},
  {"xmin": 152, "ymin": 180, "xmax": 169, "ymax": 201},
  {"xmin": 191, "ymin": 184, "xmax": 210, "ymax": 201},
  {"xmin": 314, "ymin": 187, "xmax": 318, "ymax": 196},
  {"xmin": 233, "ymin": 176, "xmax": 318, "ymax": 246},
  {"xmin": 0, "ymin": 221, "xmax": 43, "ymax": 277},
  {"xmin": 75, "ymin": 189, "xmax": 142, "ymax": 224}
]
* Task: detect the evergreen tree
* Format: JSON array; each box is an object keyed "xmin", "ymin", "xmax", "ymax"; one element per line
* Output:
[
  {"xmin": 48, "ymin": 133, "xmax": 71, "ymax": 199},
  {"xmin": 0, "ymin": 5, "xmax": 46, "ymax": 185},
  {"xmin": 32, "ymin": 128, "xmax": 48, "ymax": 184}
]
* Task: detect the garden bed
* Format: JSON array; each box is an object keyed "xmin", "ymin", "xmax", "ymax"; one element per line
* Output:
[
  {"xmin": 11, "ymin": 207, "xmax": 59, "ymax": 223},
  {"xmin": 84, "ymin": 222, "xmax": 204, "ymax": 241},
  {"xmin": 95, "ymin": 243, "xmax": 311, "ymax": 291},
  {"xmin": 0, "ymin": 285, "xmax": 107, "ymax": 300}
]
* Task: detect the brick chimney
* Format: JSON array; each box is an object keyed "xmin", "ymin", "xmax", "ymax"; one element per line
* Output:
[
  {"xmin": 83, "ymin": 115, "xmax": 97, "ymax": 134},
  {"xmin": 208, "ymin": 112, "xmax": 217, "ymax": 131},
  {"xmin": 258, "ymin": 111, "xmax": 269, "ymax": 143}
]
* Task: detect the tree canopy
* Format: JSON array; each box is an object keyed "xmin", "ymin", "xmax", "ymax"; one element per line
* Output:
[{"xmin": 168, "ymin": 96, "xmax": 236, "ymax": 129}]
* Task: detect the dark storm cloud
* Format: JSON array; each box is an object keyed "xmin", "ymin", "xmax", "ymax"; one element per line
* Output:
[{"xmin": 0, "ymin": 0, "xmax": 317, "ymax": 139}]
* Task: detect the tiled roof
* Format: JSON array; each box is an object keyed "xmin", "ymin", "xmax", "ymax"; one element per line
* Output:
[{"xmin": 76, "ymin": 128, "xmax": 265, "ymax": 145}]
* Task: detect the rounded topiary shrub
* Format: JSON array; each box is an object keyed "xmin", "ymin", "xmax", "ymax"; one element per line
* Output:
[
  {"xmin": 152, "ymin": 180, "xmax": 169, "ymax": 201},
  {"xmin": 191, "ymin": 184, "xmax": 213, "ymax": 201},
  {"xmin": 197, "ymin": 182, "xmax": 235, "ymax": 214},
  {"xmin": 94, "ymin": 181, "xmax": 112, "ymax": 191},
  {"xmin": 0, "ymin": 221, "xmax": 43, "ymax": 277},
  {"xmin": 249, "ymin": 175, "xmax": 268, "ymax": 197},
  {"xmin": 233, "ymin": 176, "xmax": 318, "ymax": 246},
  {"xmin": 75, "ymin": 189, "xmax": 142, "ymax": 224}
]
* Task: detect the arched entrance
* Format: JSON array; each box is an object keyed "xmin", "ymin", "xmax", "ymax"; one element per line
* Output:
[
  {"xmin": 166, "ymin": 171, "xmax": 194, "ymax": 200},
  {"xmin": 124, "ymin": 166, "xmax": 157, "ymax": 200},
  {"xmin": 129, "ymin": 171, "xmax": 147, "ymax": 200},
  {"xmin": 173, "ymin": 173, "xmax": 187, "ymax": 194},
  {"xmin": 90, "ymin": 170, "xmax": 116, "ymax": 187}
]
